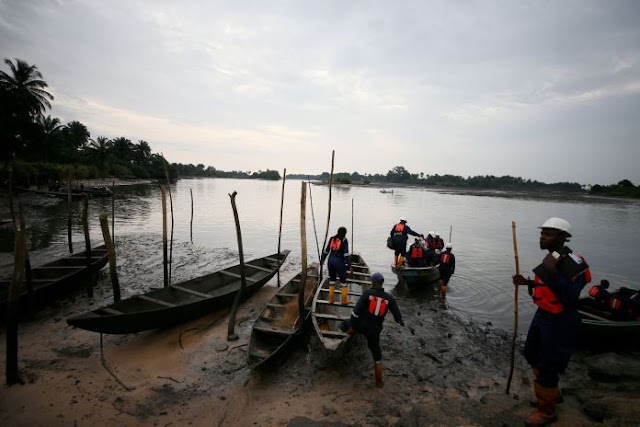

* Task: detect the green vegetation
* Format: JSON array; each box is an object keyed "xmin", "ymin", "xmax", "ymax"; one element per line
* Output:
[
  {"xmin": 172, "ymin": 164, "xmax": 281, "ymax": 180},
  {"xmin": 589, "ymin": 180, "xmax": 640, "ymax": 198}
]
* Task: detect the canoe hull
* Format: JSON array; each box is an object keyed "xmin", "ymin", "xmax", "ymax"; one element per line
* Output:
[
  {"xmin": 67, "ymin": 251, "xmax": 290, "ymax": 334},
  {"xmin": 0, "ymin": 246, "xmax": 108, "ymax": 318},
  {"xmin": 577, "ymin": 297, "xmax": 640, "ymax": 350},
  {"xmin": 391, "ymin": 265, "xmax": 440, "ymax": 288},
  {"xmin": 247, "ymin": 264, "xmax": 320, "ymax": 368}
]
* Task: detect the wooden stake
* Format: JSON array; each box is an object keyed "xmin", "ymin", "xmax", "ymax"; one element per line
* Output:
[
  {"xmin": 506, "ymin": 220, "xmax": 520, "ymax": 394},
  {"xmin": 320, "ymin": 150, "xmax": 335, "ymax": 276},
  {"xmin": 227, "ymin": 191, "xmax": 246, "ymax": 341},
  {"xmin": 190, "ymin": 188, "xmax": 194, "ymax": 243},
  {"xmin": 6, "ymin": 211, "xmax": 27, "ymax": 385},
  {"xmin": 307, "ymin": 175, "xmax": 321, "ymax": 262},
  {"xmin": 67, "ymin": 172, "xmax": 73, "ymax": 254},
  {"xmin": 163, "ymin": 158, "xmax": 174, "ymax": 282},
  {"xmin": 111, "ymin": 180, "xmax": 115, "ymax": 246},
  {"xmin": 299, "ymin": 182, "xmax": 308, "ymax": 317},
  {"xmin": 449, "ymin": 225, "xmax": 453, "ymax": 243},
  {"xmin": 351, "ymin": 198, "xmax": 354, "ymax": 253},
  {"xmin": 82, "ymin": 195, "xmax": 93, "ymax": 297},
  {"xmin": 161, "ymin": 186, "xmax": 169, "ymax": 288},
  {"xmin": 100, "ymin": 214, "xmax": 120, "ymax": 303},
  {"xmin": 277, "ymin": 168, "xmax": 286, "ymax": 287}
]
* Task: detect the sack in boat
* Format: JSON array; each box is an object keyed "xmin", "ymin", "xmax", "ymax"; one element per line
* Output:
[{"xmin": 386, "ymin": 236, "xmax": 394, "ymax": 250}]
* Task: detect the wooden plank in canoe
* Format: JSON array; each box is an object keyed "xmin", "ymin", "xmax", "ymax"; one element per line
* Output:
[
  {"xmin": 314, "ymin": 313, "xmax": 349, "ymax": 321},
  {"xmin": 137, "ymin": 295, "xmax": 176, "ymax": 307},
  {"xmin": 219, "ymin": 271, "xmax": 258, "ymax": 283},
  {"xmin": 171, "ymin": 285, "xmax": 211, "ymax": 299}
]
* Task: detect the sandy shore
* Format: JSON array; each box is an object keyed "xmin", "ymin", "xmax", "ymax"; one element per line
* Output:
[{"xmin": 1, "ymin": 237, "xmax": 639, "ymax": 426}]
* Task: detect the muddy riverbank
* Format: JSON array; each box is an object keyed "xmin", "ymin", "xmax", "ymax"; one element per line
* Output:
[{"xmin": 1, "ymin": 236, "xmax": 639, "ymax": 426}]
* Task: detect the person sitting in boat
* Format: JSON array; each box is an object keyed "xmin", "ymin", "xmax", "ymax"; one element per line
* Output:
[
  {"xmin": 407, "ymin": 238, "xmax": 428, "ymax": 267},
  {"xmin": 425, "ymin": 231, "xmax": 436, "ymax": 247},
  {"xmin": 608, "ymin": 287, "xmax": 640, "ymax": 321},
  {"xmin": 339, "ymin": 272, "xmax": 404, "ymax": 388},
  {"xmin": 438, "ymin": 243, "xmax": 456, "ymax": 295},
  {"xmin": 389, "ymin": 217, "xmax": 423, "ymax": 268},
  {"xmin": 320, "ymin": 226, "xmax": 352, "ymax": 305},
  {"xmin": 432, "ymin": 232, "xmax": 445, "ymax": 251},
  {"xmin": 588, "ymin": 279, "xmax": 610, "ymax": 307}
]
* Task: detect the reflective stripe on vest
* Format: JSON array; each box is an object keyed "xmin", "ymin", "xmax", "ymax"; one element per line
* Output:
[
  {"xmin": 532, "ymin": 274, "xmax": 564, "ymax": 314},
  {"xmin": 329, "ymin": 237, "xmax": 342, "ymax": 252},
  {"xmin": 440, "ymin": 253, "xmax": 451, "ymax": 264},
  {"xmin": 368, "ymin": 295, "xmax": 389, "ymax": 317},
  {"xmin": 410, "ymin": 246, "xmax": 423, "ymax": 258},
  {"xmin": 609, "ymin": 297, "xmax": 622, "ymax": 311}
]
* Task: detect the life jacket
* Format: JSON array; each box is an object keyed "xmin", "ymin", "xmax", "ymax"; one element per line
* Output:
[
  {"xmin": 393, "ymin": 223, "xmax": 405, "ymax": 235},
  {"xmin": 368, "ymin": 295, "xmax": 389, "ymax": 317},
  {"xmin": 329, "ymin": 236, "xmax": 343, "ymax": 252},
  {"xmin": 410, "ymin": 246, "xmax": 423, "ymax": 259},
  {"xmin": 440, "ymin": 253, "xmax": 451, "ymax": 264},
  {"xmin": 532, "ymin": 251, "xmax": 591, "ymax": 314},
  {"xmin": 588, "ymin": 286, "xmax": 601, "ymax": 298},
  {"xmin": 609, "ymin": 297, "xmax": 622, "ymax": 311}
]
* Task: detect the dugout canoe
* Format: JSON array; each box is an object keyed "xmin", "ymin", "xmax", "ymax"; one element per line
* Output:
[
  {"xmin": 391, "ymin": 264, "xmax": 440, "ymax": 288},
  {"xmin": 66, "ymin": 250, "xmax": 290, "ymax": 334},
  {"xmin": 310, "ymin": 254, "xmax": 371, "ymax": 356},
  {"xmin": 247, "ymin": 264, "xmax": 320, "ymax": 368},
  {"xmin": 577, "ymin": 296, "xmax": 640, "ymax": 350},
  {"xmin": 0, "ymin": 245, "xmax": 108, "ymax": 318}
]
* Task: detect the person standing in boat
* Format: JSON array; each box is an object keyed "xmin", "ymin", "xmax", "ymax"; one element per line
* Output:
[
  {"xmin": 438, "ymin": 243, "xmax": 456, "ymax": 295},
  {"xmin": 339, "ymin": 272, "xmax": 404, "ymax": 387},
  {"xmin": 512, "ymin": 217, "xmax": 591, "ymax": 427},
  {"xmin": 320, "ymin": 226, "xmax": 352, "ymax": 305},
  {"xmin": 389, "ymin": 217, "xmax": 423, "ymax": 268}
]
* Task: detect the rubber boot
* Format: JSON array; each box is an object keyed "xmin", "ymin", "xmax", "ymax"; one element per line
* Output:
[
  {"xmin": 393, "ymin": 255, "xmax": 399, "ymax": 267},
  {"xmin": 397, "ymin": 255, "xmax": 405, "ymax": 268},
  {"xmin": 328, "ymin": 284, "xmax": 335, "ymax": 304},
  {"xmin": 374, "ymin": 361, "xmax": 383, "ymax": 387},
  {"xmin": 524, "ymin": 381, "xmax": 558, "ymax": 426},
  {"xmin": 529, "ymin": 369, "xmax": 563, "ymax": 407},
  {"xmin": 341, "ymin": 285, "xmax": 350, "ymax": 305}
]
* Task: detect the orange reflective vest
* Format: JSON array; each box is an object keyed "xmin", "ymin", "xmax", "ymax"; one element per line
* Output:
[
  {"xmin": 329, "ymin": 237, "xmax": 343, "ymax": 252},
  {"xmin": 440, "ymin": 253, "xmax": 451, "ymax": 264},
  {"xmin": 588, "ymin": 286, "xmax": 603, "ymax": 298},
  {"xmin": 410, "ymin": 246, "xmax": 423, "ymax": 259},
  {"xmin": 532, "ymin": 253, "xmax": 591, "ymax": 314},
  {"xmin": 368, "ymin": 295, "xmax": 389, "ymax": 317},
  {"xmin": 393, "ymin": 223, "xmax": 405, "ymax": 234}
]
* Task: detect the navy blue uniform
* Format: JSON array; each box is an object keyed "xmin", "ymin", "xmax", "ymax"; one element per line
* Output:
[
  {"xmin": 321, "ymin": 235, "xmax": 351, "ymax": 285},
  {"xmin": 389, "ymin": 222, "xmax": 421, "ymax": 257},
  {"xmin": 438, "ymin": 250, "xmax": 456, "ymax": 284}
]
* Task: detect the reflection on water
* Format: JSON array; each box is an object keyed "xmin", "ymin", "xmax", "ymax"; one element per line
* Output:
[{"xmin": 2, "ymin": 178, "xmax": 639, "ymax": 332}]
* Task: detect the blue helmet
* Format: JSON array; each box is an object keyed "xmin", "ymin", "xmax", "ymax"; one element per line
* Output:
[{"xmin": 371, "ymin": 272, "xmax": 384, "ymax": 283}]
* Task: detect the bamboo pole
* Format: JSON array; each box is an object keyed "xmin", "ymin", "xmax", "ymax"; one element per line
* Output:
[
  {"xmin": 190, "ymin": 188, "xmax": 194, "ymax": 243},
  {"xmin": 100, "ymin": 214, "xmax": 120, "ymax": 302},
  {"xmin": 351, "ymin": 198, "xmax": 354, "ymax": 253},
  {"xmin": 506, "ymin": 220, "xmax": 520, "ymax": 394},
  {"xmin": 67, "ymin": 172, "xmax": 73, "ymax": 254},
  {"xmin": 82, "ymin": 195, "xmax": 93, "ymax": 297},
  {"xmin": 277, "ymin": 168, "xmax": 286, "ymax": 287},
  {"xmin": 449, "ymin": 225, "xmax": 453, "ymax": 243},
  {"xmin": 6, "ymin": 215, "xmax": 27, "ymax": 385},
  {"xmin": 162, "ymin": 160, "xmax": 175, "ymax": 282},
  {"xmin": 320, "ymin": 150, "xmax": 335, "ymax": 277},
  {"xmin": 161, "ymin": 186, "xmax": 169, "ymax": 288},
  {"xmin": 299, "ymin": 182, "xmax": 308, "ymax": 317},
  {"xmin": 227, "ymin": 191, "xmax": 246, "ymax": 341},
  {"xmin": 111, "ymin": 180, "xmax": 115, "ymax": 246}
]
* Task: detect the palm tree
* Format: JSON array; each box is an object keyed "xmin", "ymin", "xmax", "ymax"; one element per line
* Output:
[
  {"xmin": 64, "ymin": 120, "xmax": 91, "ymax": 150},
  {"xmin": 0, "ymin": 58, "xmax": 54, "ymax": 118},
  {"xmin": 133, "ymin": 140, "xmax": 152, "ymax": 165},
  {"xmin": 111, "ymin": 137, "xmax": 133, "ymax": 163},
  {"xmin": 88, "ymin": 136, "xmax": 111, "ymax": 176}
]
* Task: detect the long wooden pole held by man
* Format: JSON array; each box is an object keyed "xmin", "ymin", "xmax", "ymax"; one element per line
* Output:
[
  {"xmin": 506, "ymin": 220, "xmax": 520, "ymax": 394},
  {"xmin": 320, "ymin": 150, "xmax": 335, "ymax": 278}
]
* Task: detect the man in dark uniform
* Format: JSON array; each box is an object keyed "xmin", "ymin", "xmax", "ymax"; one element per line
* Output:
[
  {"xmin": 513, "ymin": 217, "xmax": 591, "ymax": 427},
  {"xmin": 438, "ymin": 242, "xmax": 456, "ymax": 295},
  {"xmin": 340, "ymin": 272, "xmax": 404, "ymax": 387},
  {"xmin": 320, "ymin": 226, "xmax": 351, "ymax": 305},
  {"xmin": 389, "ymin": 217, "xmax": 423, "ymax": 268},
  {"xmin": 407, "ymin": 238, "xmax": 427, "ymax": 267}
]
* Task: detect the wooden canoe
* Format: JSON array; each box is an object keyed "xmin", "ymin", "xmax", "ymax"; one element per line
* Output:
[
  {"xmin": 310, "ymin": 254, "xmax": 371, "ymax": 356},
  {"xmin": 391, "ymin": 264, "xmax": 440, "ymax": 288},
  {"xmin": 0, "ymin": 245, "xmax": 109, "ymax": 318},
  {"xmin": 66, "ymin": 250, "xmax": 290, "ymax": 334},
  {"xmin": 577, "ymin": 296, "xmax": 640, "ymax": 350},
  {"xmin": 247, "ymin": 264, "xmax": 320, "ymax": 368}
]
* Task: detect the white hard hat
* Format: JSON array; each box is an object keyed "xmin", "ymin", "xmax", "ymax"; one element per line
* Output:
[
  {"xmin": 539, "ymin": 217, "xmax": 572, "ymax": 237},
  {"xmin": 399, "ymin": 216, "xmax": 407, "ymax": 222},
  {"xmin": 445, "ymin": 243, "xmax": 452, "ymax": 249},
  {"xmin": 429, "ymin": 230, "xmax": 435, "ymax": 236},
  {"xmin": 435, "ymin": 249, "xmax": 441, "ymax": 255},
  {"xmin": 434, "ymin": 231, "xmax": 440, "ymax": 236}
]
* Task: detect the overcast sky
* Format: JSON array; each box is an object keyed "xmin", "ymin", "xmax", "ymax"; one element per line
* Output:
[{"xmin": 1, "ymin": 0, "xmax": 639, "ymax": 185}]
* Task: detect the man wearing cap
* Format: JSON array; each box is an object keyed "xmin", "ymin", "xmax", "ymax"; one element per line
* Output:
[
  {"xmin": 438, "ymin": 243, "xmax": 456, "ymax": 295},
  {"xmin": 513, "ymin": 217, "xmax": 591, "ymax": 426},
  {"xmin": 340, "ymin": 272, "xmax": 404, "ymax": 387},
  {"xmin": 389, "ymin": 217, "xmax": 423, "ymax": 268}
]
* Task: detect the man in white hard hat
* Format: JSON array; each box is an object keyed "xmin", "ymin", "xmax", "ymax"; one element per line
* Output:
[
  {"xmin": 438, "ymin": 243, "xmax": 455, "ymax": 295},
  {"xmin": 389, "ymin": 217, "xmax": 423, "ymax": 268},
  {"xmin": 513, "ymin": 217, "xmax": 592, "ymax": 427}
]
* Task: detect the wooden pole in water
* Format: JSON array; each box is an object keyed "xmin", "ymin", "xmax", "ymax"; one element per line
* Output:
[
  {"xmin": 111, "ymin": 180, "xmax": 115, "ymax": 246},
  {"xmin": 162, "ymin": 160, "xmax": 175, "ymax": 282},
  {"xmin": 18, "ymin": 205, "xmax": 33, "ymax": 313},
  {"xmin": 449, "ymin": 225, "xmax": 453, "ymax": 243},
  {"xmin": 6, "ymin": 215, "xmax": 27, "ymax": 385},
  {"xmin": 307, "ymin": 175, "xmax": 321, "ymax": 262},
  {"xmin": 82, "ymin": 195, "xmax": 93, "ymax": 298},
  {"xmin": 190, "ymin": 188, "xmax": 194, "ymax": 243},
  {"xmin": 100, "ymin": 214, "xmax": 120, "ymax": 303},
  {"xmin": 161, "ymin": 186, "xmax": 169, "ymax": 288},
  {"xmin": 227, "ymin": 191, "xmax": 246, "ymax": 341},
  {"xmin": 506, "ymin": 220, "xmax": 520, "ymax": 394},
  {"xmin": 67, "ymin": 172, "xmax": 73, "ymax": 254},
  {"xmin": 351, "ymin": 198, "xmax": 354, "ymax": 253},
  {"xmin": 277, "ymin": 168, "xmax": 286, "ymax": 287},
  {"xmin": 299, "ymin": 182, "xmax": 308, "ymax": 317},
  {"xmin": 320, "ymin": 150, "xmax": 335, "ymax": 277}
]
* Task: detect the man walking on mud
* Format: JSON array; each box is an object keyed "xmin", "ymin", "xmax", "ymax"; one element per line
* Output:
[
  {"xmin": 513, "ymin": 217, "xmax": 591, "ymax": 426},
  {"xmin": 339, "ymin": 272, "xmax": 404, "ymax": 387}
]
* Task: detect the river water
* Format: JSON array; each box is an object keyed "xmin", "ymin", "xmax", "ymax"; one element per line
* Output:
[{"xmin": 1, "ymin": 178, "xmax": 639, "ymax": 331}]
